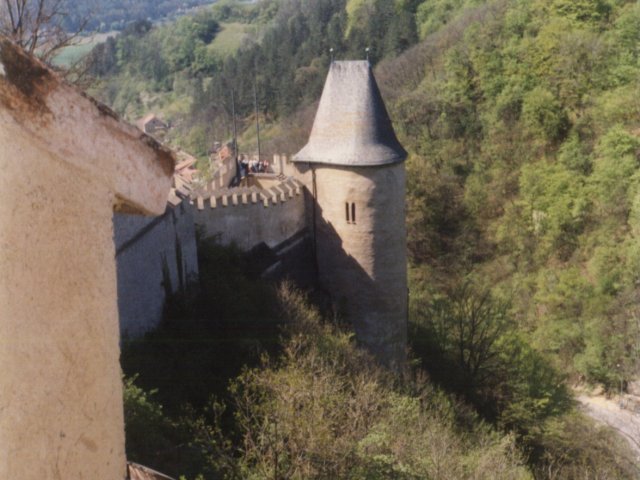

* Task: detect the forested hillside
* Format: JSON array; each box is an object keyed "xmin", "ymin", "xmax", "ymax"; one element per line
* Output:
[
  {"xmin": 87, "ymin": 0, "xmax": 640, "ymax": 477},
  {"xmin": 86, "ymin": 0, "xmax": 418, "ymax": 158},
  {"xmin": 384, "ymin": 0, "xmax": 640, "ymax": 389},
  {"xmin": 62, "ymin": 0, "xmax": 218, "ymax": 32},
  {"xmin": 387, "ymin": 0, "xmax": 640, "ymax": 464}
]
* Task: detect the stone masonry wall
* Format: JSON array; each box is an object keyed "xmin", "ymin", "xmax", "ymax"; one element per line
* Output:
[
  {"xmin": 192, "ymin": 179, "xmax": 307, "ymax": 251},
  {"xmin": 306, "ymin": 163, "xmax": 408, "ymax": 367}
]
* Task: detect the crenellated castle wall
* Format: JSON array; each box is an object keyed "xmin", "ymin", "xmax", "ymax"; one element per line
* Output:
[
  {"xmin": 113, "ymin": 160, "xmax": 311, "ymax": 337},
  {"xmin": 192, "ymin": 176, "xmax": 307, "ymax": 251}
]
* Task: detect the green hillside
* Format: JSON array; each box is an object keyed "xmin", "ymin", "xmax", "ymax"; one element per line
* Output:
[
  {"xmin": 61, "ymin": 0, "xmax": 218, "ymax": 32},
  {"xmin": 208, "ymin": 21, "xmax": 253, "ymax": 57},
  {"xmin": 385, "ymin": 0, "xmax": 640, "ymax": 388},
  {"xmin": 52, "ymin": 32, "xmax": 118, "ymax": 68},
  {"xmin": 86, "ymin": 0, "xmax": 640, "ymax": 477}
]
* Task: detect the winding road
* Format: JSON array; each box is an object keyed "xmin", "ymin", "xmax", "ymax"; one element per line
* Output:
[{"xmin": 577, "ymin": 394, "xmax": 640, "ymax": 460}]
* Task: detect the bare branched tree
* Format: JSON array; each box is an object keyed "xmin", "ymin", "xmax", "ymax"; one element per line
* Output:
[{"xmin": 0, "ymin": 0, "xmax": 88, "ymax": 62}]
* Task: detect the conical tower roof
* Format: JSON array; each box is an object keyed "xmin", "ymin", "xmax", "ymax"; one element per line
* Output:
[{"xmin": 293, "ymin": 61, "xmax": 407, "ymax": 167}]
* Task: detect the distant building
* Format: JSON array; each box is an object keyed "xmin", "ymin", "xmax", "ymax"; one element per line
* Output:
[
  {"xmin": 216, "ymin": 141, "xmax": 235, "ymax": 163},
  {"xmin": 174, "ymin": 150, "xmax": 198, "ymax": 184},
  {"xmin": 137, "ymin": 113, "xmax": 169, "ymax": 135}
]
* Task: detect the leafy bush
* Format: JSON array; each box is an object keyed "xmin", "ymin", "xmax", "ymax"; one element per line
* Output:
[
  {"xmin": 222, "ymin": 285, "xmax": 532, "ymax": 479},
  {"xmin": 531, "ymin": 413, "xmax": 638, "ymax": 479},
  {"xmin": 123, "ymin": 376, "xmax": 220, "ymax": 479},
  {"xmin": 410, "ymin": 280, "xmax": 571, "ymax": 427},
  {"xmin": 121, "ymin": 241, "xmax": 283, "ymax": 477},
  {"xmin": 550, "ymin": 0, "xmax": 611, "ymax": 25},
  {"xmin": 522, "ymin": 87, "xmax": 570, "ymax": 143}
]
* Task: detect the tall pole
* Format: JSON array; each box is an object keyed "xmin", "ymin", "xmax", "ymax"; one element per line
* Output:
[
  {"xmin": 231, "ymin": 89, "xmax": 239, "ymax": 184},
  {"xmin": 254, "ymin": 57, "xmax": 262, "ymax": 164},
  {"xmin": 254, "ymin": 81, "xmax": 261, "ymax": 163},
  {"xmin": 231, "ymin": 89, "xmax": 238, "ymax": 155}
]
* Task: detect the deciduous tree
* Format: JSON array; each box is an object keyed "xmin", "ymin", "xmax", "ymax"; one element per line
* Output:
[{"xmin": 0, "ymin": 0, "xmax": 88, "ymax": 61}]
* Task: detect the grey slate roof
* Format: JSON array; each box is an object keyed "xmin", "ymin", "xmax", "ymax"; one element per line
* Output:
[{"xmin": 293, "ymin": 61, "xmax": 407, "ymax": 167}]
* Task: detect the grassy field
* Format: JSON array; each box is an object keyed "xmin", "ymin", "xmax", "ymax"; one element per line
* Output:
[
  {"xmin": 52, "ymin": 32, "xmax": 117, "ymax": 68},
  {"xmin": 207, "ymin": 22, "xmax": 254, "ymax": 58},
  {"xmin": 54, "ymin": 18, "xmax": 254, "ymax": 68}
]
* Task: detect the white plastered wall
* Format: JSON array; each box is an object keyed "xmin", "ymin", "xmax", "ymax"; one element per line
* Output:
[
  {"xmin": 0, "ymin": 120, "xmax": 126, "ymax": 479},
  {"xmin": 0, "ymin": 37, "xmax": 174, "ymax": 479}
]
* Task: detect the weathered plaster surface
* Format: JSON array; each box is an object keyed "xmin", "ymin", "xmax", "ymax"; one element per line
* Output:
[
  {"xmin": 0, "ymin": 119, "xmax": 125, "ymax": 479},
  {"xmin": 0, "ymin": 37, "xmax": 172, "ymax": 216},
  {"xmin": 0, "ymin": 38, "xmax": 174, "ymax": 479}
]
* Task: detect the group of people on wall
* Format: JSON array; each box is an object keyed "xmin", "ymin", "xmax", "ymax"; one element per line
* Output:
[{"xmin": 239, "ymin": 155, "xmax": 270, "ymax": 177}]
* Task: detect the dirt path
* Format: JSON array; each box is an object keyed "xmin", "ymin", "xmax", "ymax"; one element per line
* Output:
[{"xmin": 577, "ymin": 394, "xmax": 640, "ymax": 459}]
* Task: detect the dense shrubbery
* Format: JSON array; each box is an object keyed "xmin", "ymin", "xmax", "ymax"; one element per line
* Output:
[
  {"xmin": 121, "ymin": 240, "xmax": 280, "ymax": 411},
  {"xmin": 221, "ymin": 285, "xmax": 533, "ymax": 479},
  {"xmin": 409, "ymin": 278, "xmax": 637, "ymax": 477},
  {"xmin": 120, "ymin": 241, "xmax": 282, "ymax": 477},
  {"xmin": 124, "ymin": 272, "xmax": 636, "ymax": 478},
  {"xmin": 124, "ymin": 274, "xmax": 538, "ymax": 479}
]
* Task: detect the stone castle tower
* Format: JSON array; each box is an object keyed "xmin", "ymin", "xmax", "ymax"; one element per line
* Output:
[{"xmin": 294, "ymin": 61, "xmax": 408, "ymax": 367}]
